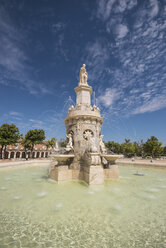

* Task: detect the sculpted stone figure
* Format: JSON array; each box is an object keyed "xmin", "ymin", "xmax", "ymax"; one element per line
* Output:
[
  {"xmin": 55, "ymin": 141, "xmax": 59, "ymax": 149},
  {"xmin": 80, "ymin": 64, "xmax": 88, "ymax": 85},
  {"xmin": 100, "ymin": 135, "xmax": 107, "ymax": 154},
  {"xmin": 66, "ymin": 133, "xmax": 74, "ymax": 151}
]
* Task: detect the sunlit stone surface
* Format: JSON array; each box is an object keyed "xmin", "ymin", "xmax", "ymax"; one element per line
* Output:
[
  {"xmin": 50, "ymin": 65, "xmax": 123, "ymax": 184},
  {"xmin": 0, "ymin": 165, "xmax": 166, "ymax": 247}
]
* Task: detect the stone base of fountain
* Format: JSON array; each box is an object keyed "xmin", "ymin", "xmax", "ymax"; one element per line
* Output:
[
  {"xmin": 49, "ymin": 153, "xmax": 123, "ymax": 185},
  {"xmin": 50, "ymin": 166, "xmax": 82, "ymax": 182},
  {"xmin": 83, "ymin": 165, "xmax": 104, "ymax": 185}
]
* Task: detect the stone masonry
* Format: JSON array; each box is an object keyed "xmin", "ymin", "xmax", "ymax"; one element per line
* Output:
[{"xmin": 50, "ymin": 64, "xmax": 120, "ymax": 185}]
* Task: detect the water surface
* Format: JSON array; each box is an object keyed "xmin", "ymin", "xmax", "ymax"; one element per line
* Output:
[{"xmin": 0, "ymin": 165, "xmax": 166, "ymax": 248}]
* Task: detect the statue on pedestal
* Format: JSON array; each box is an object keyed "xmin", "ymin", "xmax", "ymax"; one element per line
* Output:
[
  {"xmin": 66, "ymin": 133, "xmax": 74, "ymax": 152},
  {"xmin": 80, "ymin": 64, "xmax": 88, "ymax": 85},
  {"xmin": 100, "ymin": 135, "xmax": 107, "ymax": 154}
]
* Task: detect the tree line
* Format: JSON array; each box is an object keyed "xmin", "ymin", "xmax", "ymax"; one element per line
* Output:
[
  {"xmin": 0, "ymin": 123, "xmax": 56, "ymax": 159},
  {"xmin": 0, "ymin": 123, "xmax": 166, "ymax": 159},
  {"xmin": 105, "ymin": 137, "xmax": 166, "ymax": 158}
]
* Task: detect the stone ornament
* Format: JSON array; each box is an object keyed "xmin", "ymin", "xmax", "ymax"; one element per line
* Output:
[
  {"xmin": 79, "ymin": 64, "xmax": 88, "ymax": 85},
  {"xmin": 84, "ymin": 151, "xmax": 101, "ymax": 166},
  {"xmin": 100, "ymin": 135, "xmax": 107, "ymax": 154},
  {"xmin": 83, "ymin": 129, "xmax": 93, "ymax": 140},
  {"xmin": 68, "ymin": 105, "xmax": 74, "ymax": 112},
  {"xmin": 66, "ymin": 133, "xmax": 74, "ymax": 151}
]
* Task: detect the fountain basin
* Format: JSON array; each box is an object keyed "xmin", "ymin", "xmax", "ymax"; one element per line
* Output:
[
  {"xmin": 52, "ymin": 154, "xmax": 75, "ymax": 163},
  {"xmin": 101, "ymin": 154, "xmax": 124, "ymax": 164},
  {"xmin": 101, "ymin": 154, "xmax": 124, "ymax": 179}
]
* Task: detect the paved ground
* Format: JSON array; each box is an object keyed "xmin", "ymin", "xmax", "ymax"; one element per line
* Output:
[
  {"xmin": 116, "ymin": 157, "xmax": 166, "ymax": 168},
  {"xmin": 0, "ymin": 159, "xmax": 51, "ymax": 169},
  {"xmin": 0, "ymin": 158, "xmax": 166, "ymax": 169}
]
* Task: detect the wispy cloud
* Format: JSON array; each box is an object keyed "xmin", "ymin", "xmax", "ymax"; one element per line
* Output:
[
  {"xmin": 133, "ymin": 94, "xmax": 166, "ymax": 114},
  {"xmin": 0, "ymin": 7, "xmax": 52, "ymax": 95},
  {"xmin": 0, "ymin": 109, "xmax": 66, "ymax": 140},
  {"xmin": 115, "ymin": 24, "xmax": 128, "ymax": 38},
  {"xmin": 96, "ymin": 0, "xmax": 137, "ymax": 21},
  {"xmin": 9, "ymin": 111, "xmax": 23, "ymax": 117},
  {"xmin": 97, "ymin": 88, "xmax": 121, "ymax": 107},
  {"xmin": 96, "ymin": 0, "xmax": 116, "ymax": 21},
  {"xmin": 52, "ymin": 22, "xmax": 66, "ymax": 33},
  {"xmin": 87, "ymin": 0, "xmax": 166, "ymax": 118},
  {"xmin": 149, "ymin": 0, "xmax": 159, "ymax": 19},
  {"xmin": 83, "ymin": 39, "xmax": 109, "ymax": 82}
]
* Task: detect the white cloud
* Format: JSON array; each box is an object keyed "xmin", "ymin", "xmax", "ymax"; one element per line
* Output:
[
  {"xmin": 149, "ymin": 0, "xmax": 159, "ymax": 19},
  {"xmin": 9, "ymin": 111, "xmax": 23, "ymax": 117},
  {"xmin": 98, "ymin": 88, "xmax": 121, "ymax": 107},
  {"xmin": 147, "ymin": 82, "xmax": 155, "ymax": 87},
  {"xmin": 52, "ymin": 22, "xmax": 65, "ymax": 33},
  {"xmin": 114, "ymin": 0, "xmax": 137, "ymax": 13},
  {"xmin": 116, "ymin": 24, "xmax": 129, "ymax": 38},
  {"xmin": 96, "ymin": 0, "xmax": 137, "ymax": 21},
  {"xmin": 85, "ymin": 0, "xmax": 165, "ymax": 118},
  {"xmin": 133, "ymin": 95, "xmax": 166, "ymax": 114},
  {"xmin": 86, "ymin": 5, "xmax": 166, "ymax": 116},
  {"xmin": 97, "ymin": 0, "xmax": 116, "ymax": 21},
  {"xmin": 84, "ymin": 39, "xmax": 109, "ymax": 80}
]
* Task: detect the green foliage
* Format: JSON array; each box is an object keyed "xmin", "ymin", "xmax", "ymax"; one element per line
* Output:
[
  {"xmin": 0, "ymin": 123, "xmax": 21, "ymax": 159},
  {"xmin": 22, "ymin": 129, "xmax": 45, "ymax": 151},
  {"xmin": 60, "ymin": 139, "xmax": 67, "ymax": 148},
  {"xmin": 133, "ymin": 141, "xmax": 143, "ymax": 157},
  {"xmin": 105, "ymin": 137, "xmax": 164, "ymax": 158},
  {"xmin": 105, "ymin": 141, "xmax": 121, "ymax": 154},
  {"xmin": 46, "ymin": 137, "xmax": 56, "ymax": 148},
  {"xmin": 163, "ymin": 147, "xmax": 166, "ymax": 156},
  {"xmin": 121, "ymin": 141, "xmax": 135, "ymax": 157},
  {"xmin": 143, "ymin": 136, "xmax": 163, "ymax": 158},
  {"xmin": 21, "ymin": 139, "xmax": 32, "ymax": 151}
]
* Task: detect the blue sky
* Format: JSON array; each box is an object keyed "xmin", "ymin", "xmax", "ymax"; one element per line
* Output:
[{"xmin": 0, "ymin": 0, "xmax": 166, "ymax": 145}]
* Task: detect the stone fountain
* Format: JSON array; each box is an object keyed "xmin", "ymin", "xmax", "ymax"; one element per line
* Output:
[{"xmin": 49, "ymin": 64, "xmax": 123, "ymax": 185}]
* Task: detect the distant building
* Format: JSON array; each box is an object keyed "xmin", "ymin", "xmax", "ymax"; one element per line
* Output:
[{"xmin": 0, "ymin": 142, "xmax": 55, "ymax": 159}]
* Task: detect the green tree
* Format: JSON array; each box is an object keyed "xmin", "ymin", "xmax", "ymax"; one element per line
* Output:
[
  {"xmin": 105, "ymin": 141, "xmax": 121, "ymax": 154},
  {"xmin": 21, "ymin": 139, "xmax": 32, "ymax": 152},
  {"xmin": 133, "ymin": 141, "xmax": 142, "ymax": 157},
  {"xmin": 143, "ymin": 136, "xmax": 163, "ymax": 158},
  {"xmin": 0, "ymin": 123, "xmax": 21, "ymax": 159},
  {"xmin": 46, "ymin": 137, "xmax": 56, "ymax": 148},
  {"xmin": 22, "ymin": 129, "xmax": 45, "ymax": 158},
  {"xmin": 163, "ymin": 146, "xmax": 166, "ymax": 156},
  {"xmin": 60, "ymin": 138, "xmax": 67, "ymax": 148},
  {"xmin": 121, "ymin": 140, "xmax": 135, "ymax": 157}
]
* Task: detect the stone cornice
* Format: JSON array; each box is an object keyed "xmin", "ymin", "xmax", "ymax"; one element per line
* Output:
[
  {"xmin": 74, "ymin": 85, "xmax": 92, "ymax": 94},
  {"xmin": 64, "ymin": 114, "xmax": 104, "ymax": 124}
]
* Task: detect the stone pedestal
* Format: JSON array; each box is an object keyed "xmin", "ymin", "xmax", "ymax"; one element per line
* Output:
[
  {"xmin": 83, "ymin": 165, "xmax": 104, "ymax": 185},
  {"xmin": 49, "ymin": 165, "xmax": 82, "ymax": 182},
  {"xmin": 50, "ymin": 166, "xmax": 70, "ymax": 181},
  {"xmin": 81, "ymin": 152, "xmax": 104, "ymax": 185}
]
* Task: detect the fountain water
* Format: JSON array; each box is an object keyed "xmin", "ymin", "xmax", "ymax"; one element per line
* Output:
[{"xmin": 49, "ymin": 64, "xmax": 123, "ymax": 185}]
